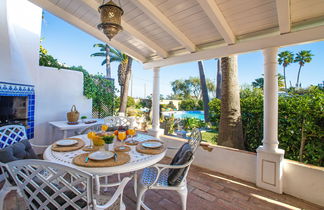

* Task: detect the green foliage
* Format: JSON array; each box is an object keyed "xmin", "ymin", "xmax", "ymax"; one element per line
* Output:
[
  {"xmin": 208, "ymin": 87, "xmax": 324, "ymax": 166},
  {"xmin": 278, "ymin": 51, "xmax": 294, "ymax": 67},
  {"xmin": 208, "ymin": 98, "xmax": 221, "ymax": 126},
  {"xmin": 170, "ymin": 77, "xmax": 215, "ymax": 99},
  {"xmin": 166, "ymin": 101, "xmax": 176, "ymax": 110},
  {"xmin": 182, "ymin": 118, "xmax": 206, "ymax": 130},
  {"xmin": 179, "ymin": 99, "xmax": 202, "ymax": 111},
  {"xmin": 127, "ymin": 96, "xmax": 135, "ymax": 107},
  {"xmin": 39, "ymin": 46, "xmax": 116, "ymax": 118},
  {"xmin": 102, "ymin": 135, "xmax": 114, "ymax": 144},
  {"xmin": 161, "ymin": 114, "xmax": 176, "ymax": 135},
  {"xmin": 39, "ymin": 45, "xmax": 62, "ymax": 68}
]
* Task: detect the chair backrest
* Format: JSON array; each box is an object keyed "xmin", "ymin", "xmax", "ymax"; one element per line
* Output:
[
  {"xmin": 188, "ymin": 128, "xmax": 202, "ymax": 153},
  {"xmin": 79, "ymin": 124, "xmax": 103, "ymax": 135},
  {"xmin": 7, "ymin": 159, "xmax": 93, "ymax": 210},
  {"xmin": 104, "ymin": 116, "xmax": 134, "ymax": 128},
  {"xmin": 0, "ymin": 125, "xmax": 27, "ymax": 149}
]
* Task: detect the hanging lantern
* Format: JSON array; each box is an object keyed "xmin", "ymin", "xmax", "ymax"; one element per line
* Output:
[{"xmin": 98, "ymin": 0, "xmax": 124, "ymax": 40}]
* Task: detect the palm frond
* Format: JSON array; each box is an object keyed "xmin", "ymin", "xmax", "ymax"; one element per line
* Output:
[
  {"xmin": 101, "ymin": 59, "xmax": 107, "ymax": 66},
  {"xmin": 93, "ymin": 43, "xmax": 105, "ymax": 48},
  {"xmin": 90, "ymin": 52, "xmax": 106, "ymax": 57},
  {"xmin": 110, "ymin": 56, "xmax": 122, "ymax": 63}
]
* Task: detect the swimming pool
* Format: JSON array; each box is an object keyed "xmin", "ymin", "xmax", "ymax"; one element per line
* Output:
[{"xmin": 163, "ymin": 111, "xmax": 205, "ymax": 121}]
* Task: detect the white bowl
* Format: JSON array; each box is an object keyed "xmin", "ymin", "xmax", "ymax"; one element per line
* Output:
[{"xmin": 88, "ymin": 151, "xmax": 114, "ymax": 161}]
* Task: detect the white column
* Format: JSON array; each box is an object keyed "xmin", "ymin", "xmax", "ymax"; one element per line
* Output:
[
  {"xmin": 148, "ymin": 67, "xmax": 164, "ymax": 137},
  {"xmin": 256, "ymin": 47, "xmax": 285, "ymax": 194}
]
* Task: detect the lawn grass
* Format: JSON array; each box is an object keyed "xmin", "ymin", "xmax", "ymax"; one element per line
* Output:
[{"xmin": 202, "ymin": 130, "xmax": 218, "ymax": 145}]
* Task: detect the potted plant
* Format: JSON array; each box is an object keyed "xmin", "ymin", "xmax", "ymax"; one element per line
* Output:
[
  {"xmin": 102, "ymin": 135, "xmax": 114, "ymax": 151},
  {"xmin": 81, "ymin": 116, "xmax": 87, "ymax": 123}
]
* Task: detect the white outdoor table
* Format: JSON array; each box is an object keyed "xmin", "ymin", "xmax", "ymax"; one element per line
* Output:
[
  {"xmin": 49, "ymin": 119, "xmax": 104, "ymax": 139},
  {"xmin": 43, "ymin": 133, "xmax": 166, "ymax": 177}
]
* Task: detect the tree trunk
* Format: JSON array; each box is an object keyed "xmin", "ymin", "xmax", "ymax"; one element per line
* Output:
[
  {"xmin": 296, "ymin": 64, "xmax": 302, "ymax": 87},
  {"xmin": 105, "ymin": 45, "xmax": 111, "ymax": 78},
  {"xmin": 198, "ymin": 61, "xmax": 210, "ymax": 123},
  {"xmin": 283, "ymin": 66, "xmax": 287, "ymax": 91},
  {"xmin": 299, "ymin": 118, "xmax": 306, "ymax": 162},
  {"xmin": 216, "ymin": 58, "xmax": 222, "ymax": 99},
  {"xmin": 119, "ymin": 56, "xmax": 133, "ymax": 114},
  {"xmin": 218, "ymin": 56, "xmax": 244, "ymax": 149}
]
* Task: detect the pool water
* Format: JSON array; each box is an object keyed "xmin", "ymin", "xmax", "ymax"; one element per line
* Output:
[{"xmin": 163, "ymin": 111, "xmax": 205, "ymax": 121}]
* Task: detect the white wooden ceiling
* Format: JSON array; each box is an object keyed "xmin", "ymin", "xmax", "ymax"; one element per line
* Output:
[{"xmin": 29, "ymin": 0, "xmax": 324, "ymax": 69}]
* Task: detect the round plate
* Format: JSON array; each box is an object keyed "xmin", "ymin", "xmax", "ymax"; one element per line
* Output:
[
  {"xmin": 56, "ymin": 139, "xmax": 78, "ymax": 146},
  {"xmin": 88, "ymin": 151, "xmax": 114, "ymax": 161},
  {"xmin": 142, "ymin": 141, "xmax": 162, "ymax": 149}
]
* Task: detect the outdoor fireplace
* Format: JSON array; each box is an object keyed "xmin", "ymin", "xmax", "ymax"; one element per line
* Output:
[{"xmin": 0, "ymin": 82, "xmax": 35, "ymax": 139}]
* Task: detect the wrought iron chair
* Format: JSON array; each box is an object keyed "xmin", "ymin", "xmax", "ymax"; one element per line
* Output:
[
  {"xmin": 103, "ymin": 116, "xmax": 134, "ymax": 128},
  {"xmin": 7, "ymin": 159, "xmax": 131, "ymax": 210},
  {"xmin": 136, "ymin": 128, "xmax": 202, "ymax": 210},
  {"xmin": 168, "ymin": 128, "xmax": 203, "ymax": 152}
]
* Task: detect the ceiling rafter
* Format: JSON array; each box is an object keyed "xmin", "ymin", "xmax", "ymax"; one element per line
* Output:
[
  {"xmin": 276, "ymin": 0, "xmax": 291, "ymax": 34},
  {"xmin": 144, "ymin": 24, "xmax": 324, "ymax": 69},
  {"xmin": 132, "ymin": 0, "xmax": 196, "ymax": 52},
  {"xmin": 29, "ymin": 0, "xmax": 147, "ymax": 62},
  {"xmin": 197, "ymin": 0, "xmax": 236, "ymax": 44},
  {"xmin": 80, "ymin": 0, "xmax": 168, "ymax": 58}
]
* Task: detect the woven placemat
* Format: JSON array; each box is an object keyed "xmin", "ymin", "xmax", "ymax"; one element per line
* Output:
[
  {"xmin": 136, "ymin": 140, "xmax": 166, "ymax": 155},
  {"xmin": 82, "ymin": 146, "xmax": 100, "ymax": 152},
  {"xmin": 72, "ymin": 152, "xmax": 130, "ymax": 167},
  {"xmin": 114, "ymin": 145, "xmax": 131, "ymax": 152},
  {"xmin": 51, "ymin": 138, "xmax": 85, "ymax": 152},
  {"xmin": 125, "ymin": 139, "xmax": 139, "ymax": 146}
]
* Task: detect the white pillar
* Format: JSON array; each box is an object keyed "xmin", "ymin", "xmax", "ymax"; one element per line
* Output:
[
  {"xmin": 148, "ymin": 67, "xmax": 164, "ymax": 137},
  {"xmin": 256, "ymin": 47, "xmax": 285, "ymax": 194}
]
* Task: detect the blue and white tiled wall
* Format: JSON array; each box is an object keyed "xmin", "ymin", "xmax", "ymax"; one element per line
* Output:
[{"xmin": 0, "ymin": 82, "xmax": 35, "ymax": 139}]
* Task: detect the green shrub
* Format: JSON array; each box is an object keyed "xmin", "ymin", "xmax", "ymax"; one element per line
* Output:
[
  {"xmin": 209, "ymin": 87, "xmax": 324, "ymax": 167},
  {"xmin": 181, "ymin": 117, "xmax": 206, "ymax": 130},
  {"xmin": 179, "ymin": 99, "xmax": 202, "ymax": 111},
  {"xmin": 208, "ymin": 98, "xmax": 221, "ymax": 126}
]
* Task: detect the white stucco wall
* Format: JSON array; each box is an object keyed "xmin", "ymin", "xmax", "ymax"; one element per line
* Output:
[
  {"xmin": 34, "ymin": 67, "xmax": 92, "ymax": 145},
  {"xmin": 161, "ymin": 135, "xmax": 324, "ymax": 207}
]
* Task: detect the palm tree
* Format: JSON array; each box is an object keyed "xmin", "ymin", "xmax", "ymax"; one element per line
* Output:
[
  {"xmin": 252, "ymin": 74, "xmax": 285, "ymax": 90},
  {"xmin": 109, "ymin": 48, "xmax": 133, "ymax": 113},
  {"xmin": 218, "ymin": 56, "xmax": 244, "ymax": 149},
  {"xmin": 294, "ymin": 50, "xmax": 314, "ymax": 87},
  {"xmin": 278, "ymin": 51, "xmax": 294, "ymax": 90},
  {"xmin": 216, "ymin": 58, "xmax": 222, "ymax": 99},
  {"xmin": 90, "ymin": 44, "xmax": 111, "ymax": 78},
  {"xmin": 198, "ymin": 61, "xmax": 210, "ymax": 122}
]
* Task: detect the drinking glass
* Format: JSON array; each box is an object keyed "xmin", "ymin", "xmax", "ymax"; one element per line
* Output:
[
  {"xmin": 86, "ymin": 131, "xmax": 96, "ymax": 149},
  {"xmin": 118, "ymin": 131, "xmax": 126, "ymax": 146},
  {"xmin": 128, "ymin": 128, "xmax": 136, "ymax": 140},
  {"xmin": 101, "ymin": 124, "xmax": 108, "ymax": 133}
]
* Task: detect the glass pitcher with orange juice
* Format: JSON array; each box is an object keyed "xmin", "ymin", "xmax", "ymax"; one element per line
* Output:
[{"xmin": 86, "ymin": 131, "xmax": 96, "ymax": 149}]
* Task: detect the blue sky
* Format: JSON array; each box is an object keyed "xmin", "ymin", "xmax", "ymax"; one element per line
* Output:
[{"xmin": 41, "ymin": 11, "xmax": 323, "ymax": 98}]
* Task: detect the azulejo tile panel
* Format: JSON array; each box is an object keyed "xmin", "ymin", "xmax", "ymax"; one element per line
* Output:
[{"xmin": 0, "ymin": 82, "xmax": 35, "ymax": 139}]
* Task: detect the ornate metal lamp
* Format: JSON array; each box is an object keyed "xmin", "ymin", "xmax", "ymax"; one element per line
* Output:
[{"xmin": 98, "ymin": 0, "xmax": 124, "ymax": 40}]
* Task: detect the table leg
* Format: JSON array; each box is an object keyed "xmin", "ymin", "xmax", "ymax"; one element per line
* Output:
[
  {"xmin": 95, "ymin": 175, "xmax": 100, "ymax": 195},
  {"xmin": 133, "ymin": 171, "xmax": 138, "ymax": 197}
]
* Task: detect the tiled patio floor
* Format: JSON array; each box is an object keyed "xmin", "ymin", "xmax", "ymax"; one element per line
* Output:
[{"xmin": 2, "ymin": 157, "xmax": 322, "ymax": 210}]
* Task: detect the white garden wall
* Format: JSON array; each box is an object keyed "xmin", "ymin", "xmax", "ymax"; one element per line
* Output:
[
  {"xmin": 161, "ymin": 135, "xmax": 324, "ymax": 207},
  {"xmin": 34, "ymin": 67, "xmax": 92, "ymax": 145}
]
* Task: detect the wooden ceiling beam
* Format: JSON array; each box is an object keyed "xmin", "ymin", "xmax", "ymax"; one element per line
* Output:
[
  {"xmin": 276, "ymin": 0, "xmax": 291, "ymax": 34},
  {"xmin": 144, "ymin": 24, "xmax": 324, "ymax": 69},
  {"xmin": 132, "ymin": 0, "xmax": 196, "ymax": 52},
  {"xmin": 197, "ymin": 0, "xmax": 236, "ymax": 44},
  {"xmin": 29, "ymin": 0, "xmax": 147, "ymax": 62},
  {"xmin": 80, "ymin": 0, "xmax": 168, "ymax": 58}
]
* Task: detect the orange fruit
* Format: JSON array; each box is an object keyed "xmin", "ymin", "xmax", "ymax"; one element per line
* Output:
[{"xmin": 114, "ymin": 130, "xmax": 118, "ymax": 135}]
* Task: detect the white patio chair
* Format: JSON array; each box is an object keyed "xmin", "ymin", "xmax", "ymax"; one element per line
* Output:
[
  {"xmin": 136, "ymin": 128, "xmax": 202, "ymax": 210},
  {"xmin": 103, "ymin": 116, "xmax": 134, "ymax": 128},
  {"xmin": 167, "ymin": 128, "xmax": 202, "ymax": 152},
  {"xmin": 7, "ymin": 159, "xmax": 131, "ymax": 210}
]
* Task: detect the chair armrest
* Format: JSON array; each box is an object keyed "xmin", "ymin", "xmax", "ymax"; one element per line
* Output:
[
  {"xmin": 148, "ymin": 157, "xmax": 194, "ymax": 187},
  {"xmin": 30, "ymin": 143, "xmax": 49, "ymax": 149},
  {"xmin": 95, "ymin": 176, "xmax": 132, "ymax": 209},
  {"xmin": 167, "ymin": 146, "xmax": 179, "ymax": 150}
]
